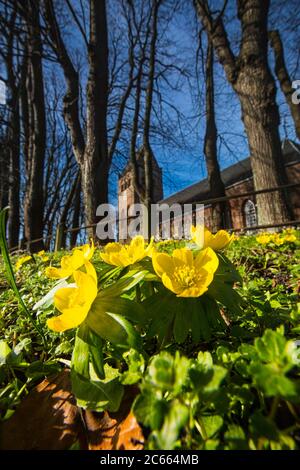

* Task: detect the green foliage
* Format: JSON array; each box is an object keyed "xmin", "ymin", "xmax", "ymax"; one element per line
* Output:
[{"xmin": 1, "ymin": 226, "xmax": 300, "ymax": 449}]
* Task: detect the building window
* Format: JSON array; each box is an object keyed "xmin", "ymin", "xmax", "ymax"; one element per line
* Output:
[{"xmin": 243, "ymin": 199, "xmax": 257, "ymax": 227}]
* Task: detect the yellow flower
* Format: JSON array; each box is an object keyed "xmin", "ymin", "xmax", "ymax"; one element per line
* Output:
[
  {"xmin": 152, "ymin": 247, "xmax": 219, "ymax": 297},
  {"xmin": 100, "ymin": 235, "xmax": 153, "ymax": 267},
  {"xmin": 37, "ymin": 250, "xmax": 49, "ymax": 262},
  {"xmin": 191, "ymin": 226, "xmax": 234, "ymax": 251},
  {"xmin": 256, "ymin": 233, "xmax": 272, "ymax": 245},
  {"xmin": 47, "ymin": 265, "xmax": 98, "ymax": 332},
  {"xmin": 45, "ymin": 241, "xmax": 94, "ymax": 279},
  {"xmin": 271, "ymin": 233, "xmax": 284, "ymax": 246},
  {"xmin": 15, "ymin": 255, "xmax": 32, "ymax": 271},
  {"xmin": 284, "ymin": 234, "xmax": 296, "ymax": 243},
  {"xmin": 284, "ymin": 227, "xmax": 295, "ymax": 234}
]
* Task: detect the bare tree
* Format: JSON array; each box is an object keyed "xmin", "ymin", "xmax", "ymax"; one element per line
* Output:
[
  {"xmin": 43, "ymin": 0, "xmax": 109, "ymax": 237},
  {"xmin": 203, "ymin": 38, "xmax": 226, "ymax": 231},
  {"xmin": 0, "ymin": 4, "xmax": 21, "ymax": 248},
  {"xmin": 269, "ymin": 29, "xmax": 300, "ymax": 141},
  {"xmin": 194, "ymin": 0, "xmax": 293, "ymax": 225},
  {"xmin": 22, "ymin": 0, "xmax": 46, "ymax": 252}
]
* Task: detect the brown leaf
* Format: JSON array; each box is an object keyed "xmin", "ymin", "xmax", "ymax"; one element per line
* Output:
[
  {"xmin": 83, "ymin": 388, "xmax": 144, "ymax": 450},
  {"xmin": 0, "ymin": 370, "xmax": 144, "ymax": 450},
  {"xmin": 0, "ymin": 370, "xmax": 81, "ymax": 450}
]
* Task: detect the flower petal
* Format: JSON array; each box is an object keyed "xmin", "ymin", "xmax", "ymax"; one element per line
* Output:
[
  {"xmin": 161, "ymin": 272, "xmax": 183, "ymax": 295},
  {"xmin": 173, "ymin": 248, "xmax": 193, "ymax": 266},
  {"xmin": 45, "ymin": 266, "xmax": 70, "ymax": 279},
  {"xmin": 152, "ymin": 252, "xmax": 174, "ymax": 278},
  {"xmin": 194, "ymin": 247, "xmax": 219, "ymax": 273},
  {"xmin": 54, "ymin": 287, "xmax": 76, "ymax": 312},
  {"xmin": 47, "ymin": 306, "xmax": 90, "ymax": 332}
]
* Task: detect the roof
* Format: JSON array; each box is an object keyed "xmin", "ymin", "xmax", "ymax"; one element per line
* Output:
[{"xmin": 159, "ymin": 139, "xmax": 300, "ymax": 205}]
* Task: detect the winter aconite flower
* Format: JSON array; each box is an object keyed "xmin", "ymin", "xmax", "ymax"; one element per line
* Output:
[
  {"xmin": 15, "ymin": 255, "xmax": 32, "ymax": 271},
  {"xmin": 152, "ymin": 247, "xmax": 219, "ymax": 297},
  {"xmin": 100, "ymin": 235, "xmax": 153, "ymax": 267},
  {"xmin": 284, "ymin": 234, "xmax": 296, "ymax": 243},
  {"xmin": 45, "ymin": 241, "xmax": 94, "ymax": 279},
  {"xmin": 47, "ymin": 265, "xmax": 98, "ymax": 332},
  {"xmin": 37, "ymin": 250, "xmax": 49, "ymax": 262},
  {"xmin": 256, "ymin": 232, "xmax": 295, "ymax": 246},
  {"xmin": 191, "ymin": 226, "xmax": 234, "ymax": 251},
  {"xmin": 256, "ymin": 233, "xmax": 272, "ymax": 245}
]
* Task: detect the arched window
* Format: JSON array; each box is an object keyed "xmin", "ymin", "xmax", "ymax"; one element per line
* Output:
[{"xmin": 243, "ymin": 199, "xmax": 257, "ymax": 227}]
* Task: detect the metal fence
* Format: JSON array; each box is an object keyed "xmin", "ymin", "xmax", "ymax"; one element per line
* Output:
[{"xmin": 6, "ymin": 181, "xmax": 300, "ymax": 253}]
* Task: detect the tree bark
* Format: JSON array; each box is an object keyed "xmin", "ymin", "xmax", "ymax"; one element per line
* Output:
[
  {"xmin": 203, "ymin": 40, "xmax": 227, "ymax": 232},
  {"xmin": 44, "ymin": 0, "xmax": 109, "ymax": 237},
  {"xmin": 82, "ymin": 0, "xmax": 109, "ymax": 236},
  {"xmin": 23, "ymin": 0, "xmax": 46, "ymax": 252},
  {"xmin": 5, "ymin": 9, "xmax": 20, "ymax": 248},
  {"xmin": 269, "ymin": 29, "xmax": 300, "ymax": 141},
  {"xmin": 195, "ymin": 0, "xmax": 292, "ymax": 225},
  {"xmin": 143, "ymin": 0, "xmax": 161, "ymax": 238},
  {"xmin": 70, "ymin": 175, "xmax": 81, "ymax": 248},
  {"xmin": 59, "ymin": 171, "xmax": 80, "ymax": 248}
]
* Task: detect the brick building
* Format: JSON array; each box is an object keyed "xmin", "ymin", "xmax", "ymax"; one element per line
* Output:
[{"xmin": 118, "ymin": 140, "xmax": 300, "ymax": 236}]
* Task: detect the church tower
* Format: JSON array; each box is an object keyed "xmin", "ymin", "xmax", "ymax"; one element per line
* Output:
[{"xmin": 118, "ymin": 147, "xmax": 163, "ymax": 238}]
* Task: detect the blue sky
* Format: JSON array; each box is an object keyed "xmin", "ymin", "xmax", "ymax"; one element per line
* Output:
[{"xmin": 43, "ymin": 0, "xmax": 300, "ymax": 206}]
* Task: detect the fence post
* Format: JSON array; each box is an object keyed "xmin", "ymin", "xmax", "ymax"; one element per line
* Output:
[{"xmin": 55, "ymin": 224, "xmax": 64, "ymax": 252}]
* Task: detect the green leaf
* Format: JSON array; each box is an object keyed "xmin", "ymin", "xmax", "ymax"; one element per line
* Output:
[
  {"xmin": 203, "ymin": 365, "xmax": 227, "ymax": 395},
  {"xmin": 71, "ymin": 364, "xmax": 124, "ymax": 412},
  {"xmin": 147, "ymin": 351, "xmax": 189, "ymax": 394},
  {"xmin": 0, "ymin": 340, "xmax": 15, "ymax": 366},
  {"xmin": 155, "ymin": 401, "xmax": 189, "ymax": 450},
  {"xmin": 191, "ymin": 299, "xmax": 211, "ymax": 341},
  {"xmin": 77, "ymin": 325, "xmax": 105, "ymax": 380},
  {"xmin": 207, "ymin": 278, "xmax": 243, "ymax": 316},
  {"xmin": 224, "ymin": 424, "xmax": 248, "ymax": 450},
  {"xmin": 199, "ymin": 415, "xmax": 223, "ymax": 439},
  {"xmin": 91, "ymin": 295, "xmax": 146, "ymax": 325},
  {"xmin": 143, "ymin": 291, "xmax": 175, "ymax": 344},
  {"xmin": 147, "ymin": 353, "xmax": 175, "ymax": 391},
  {"xmin": 250, "ymin": 412, "xmax": 279, "ymax": 441},
  {"xmin": 173, "ymin": 307, "xmax": 190, "ymax": 343},
  {"xmin": 216, "ymin": 253, "xmax": 243, "ymax": 285},
  {"xmin": 87, "ymin": 299, "xmax": 142, "ymax": 350},
  {"xmin": 121, "ymin": 349, "xmax": 145, "ymax": 385},
  {"xmin": 201, "ymin": 295, "xmax": 224, "ymax": 329},
  {"xmin": 72, "ymin": 324, "xmax": 90, "ymax": 378},
  {"xmin": 26, "ymin": 360, "xmax": 61, "ymax": 379},
  {"xmin": 99, "ymin": 269, "xmax": 145, "ymax": 297},
  {"xmin": 133, "ymin": 392, "xmax": 167, "ymax": 430},
  {"xmin": 249, "ymin": 362, "xmax": 298, "ymax": 399}
]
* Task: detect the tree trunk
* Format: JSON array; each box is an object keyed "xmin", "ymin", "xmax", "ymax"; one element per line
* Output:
[
  {"xmin": 195, "ymin": 0, "xmax": 292, "ymax": 225},
  {"xmin": 70, "ymin": 176, "xmax": 81, "ymax": 248},
  {"xmin": 44, "ymin": 0, "xmax": 109, "ymax": 238},
  {"xmin": 23, "ymin": 0, "xmax": 46, "ymax": 252},
  {"xmin": 143, "ymin": 0, "xmax": 161, "ymax": 239},
  {"xmin": 203, "ymin": 40, "xmax": 226, "ymax": 232},
  {"xmin": 59, "ymin": 171, "xmax": 80, "ymax": 248},
  {"xmin": 7, "ymin": 99, "xmax": 20, "ymax": 248},
  {"xmin": 2, "ymin": 7, "xmax": 20, "ymax": 248},
  {"xmin": 0, "ymin": 139, "xmax": 9, "ymax": 209},
  {"xmin": 83, "ymin": 0, "xmax": 109, "ymax": 237},
  {"xmin": 269, "ymin": 30, "xmax": 300, "ymax": 141}
]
